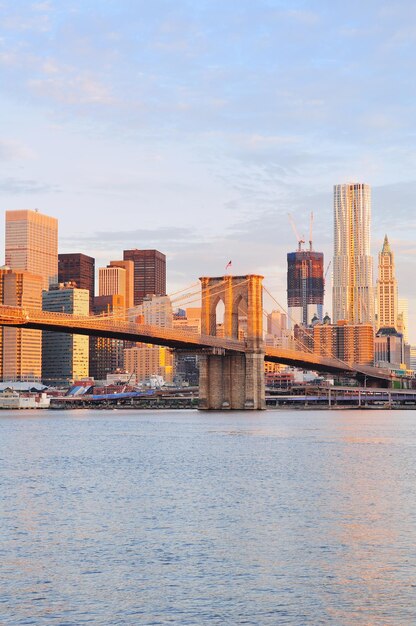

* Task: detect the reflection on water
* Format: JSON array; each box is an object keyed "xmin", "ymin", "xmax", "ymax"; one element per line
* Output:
[{"xmin": 1, "ymin": 409, "xmax": 416, "ymax": 624}]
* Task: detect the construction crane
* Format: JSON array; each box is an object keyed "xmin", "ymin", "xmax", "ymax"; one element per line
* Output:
[
  {"xmin": 309, "ymin": 211, "xmax": 313, "ymax": 252},
  {"xmin": 287, "ymin": 213, "xmax": 305, "ymax": 251}
]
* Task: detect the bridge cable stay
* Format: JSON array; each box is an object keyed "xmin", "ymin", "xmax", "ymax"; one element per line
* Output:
[
  {"xmin": 261, "ymin": 308, "xmax": 317, "ymax": 358},
  {"xmin": 87, "ymin": 281, "xmax": 200, "ymax": 323},
  {"xmin": 262, "ymin": 284, "xmax": 380, "ymax": 378},
  {"xmin": 121, "ymin": 277, "xmax": 243, "ymax": 322},
  {"xmin": 91, "ymin": 280, "xmax": 205, "ymax": 322},
  {"xmin": 262, "ymin": 283, "xmax": 340, "ymax": 358},
  {"xmin": 94, "ymin": 277, "xmax": 251, "ymax": 330},
  {"xmin": 262, "ymin": 285, "xmax": 351, "ymax": 365},
  {"xmin": 262, "ymin": 285, "xmax": 316, "ymax": 355},
  {"xmin": 260, "ymin": 302, "xmax": 331, "ymax": 367},
  {"xmin": 262, "ymin": 283, "xmax": 347, "ymax": 363},
  {"xmin": 168, "ymin": 282, "xmax": 200, "ymax": 298},
  {"xmin": 166, "ymin": 277, "xmax": 251, "ymax": 328}
]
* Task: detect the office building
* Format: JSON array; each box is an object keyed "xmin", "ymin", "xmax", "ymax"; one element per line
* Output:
[
  {"xmin": 93, "ymin": 267, "xmax": 131, "ymax": 379},
  {"xmin": 172, "ymin": 308, "xmax": 201, "ymax": 385},
  {"xmin": 58, "ymin": 253, "xmax": 95, "ymax": 312},
  {"xmin": 374, "ymin": 327, "xmax": 404, "ymax": 369},
  {"xmin": 124, "ymin": 344, "xmax": 173, "ymax": 384},
  {"xmin": 0, "ymin": 266, "xmax": 9, "ymax": 380},
  {"xmin": 287, "ymin": 249, "xmax": 324, "ymax": 326},
  {"xmin": 376, "ymin": 235, "xmax": 398, "ymax": 330},
  {"xmin": 6, "ymin": 209, "xmax": 58, "ymax": 290},
  {"xmin": 98, "ymin": 265, "xmax": 127, "ymax": 308},
  {"xmin": 90, "ymin": 295, "xmax": 125, "ymax": 380},
  {"xmin": 133, "ymin": 294, "xmax": 172, "ymax": 327},
  {"xmin": 2, "ymin": 269, "xmax": 43, "ymax": 381},
  {"xmin": 267, "ymin": 310, "xmax": 287, "ymax": 336},
  {"xmin": 123, "ymin": 249, "xmax": 166, "ymax": 306},
  {"xmin": 313, "ymin": 320, "xmax": 374, "ymax": 366},
  {"xmin": 42, "ymin": 285, "xmax": 89, "ymax": 385},
  {"xmin": 109, "ymin": 260, "xmax": 134, "ymax": 310},
  {"xmin": 173, "ymin": 307, "xmax": 201, "ymax": 334},
  {"xmin": 410, "ymin": 346, "xmax": 416, "ymax": 372},
  {"xmin": 333, "ymin": 183, "xmax": 374, "ymax": 324}
]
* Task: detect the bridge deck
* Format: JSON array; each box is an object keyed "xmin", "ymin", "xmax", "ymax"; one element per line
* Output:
[{"xmin": 0, "ymin": 305, "xmax": 394, "ymax": 380}]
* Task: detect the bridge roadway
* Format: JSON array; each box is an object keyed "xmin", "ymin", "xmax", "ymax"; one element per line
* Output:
[{"xmin": 0, "ymin": 305, "xmax": 393, "ymax": 382}]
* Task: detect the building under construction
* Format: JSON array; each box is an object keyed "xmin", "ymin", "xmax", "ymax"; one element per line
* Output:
[
  {"xmin": 287, "ymin": 213, "xmax": 325, "ymax": 327},
  {"xmin": 287, "ymin": 249, "xmax": 324, "ymax": 326}
]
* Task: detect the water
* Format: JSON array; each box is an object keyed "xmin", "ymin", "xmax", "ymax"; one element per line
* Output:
[{"xmin": 1, "ymin": 408, "xmax": 416, "ymax": 625}]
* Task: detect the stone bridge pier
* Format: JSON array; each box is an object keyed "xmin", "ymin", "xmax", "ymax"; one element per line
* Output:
[{"xmin": 198, "ymin": 275, "xmax": 265, "ymax": 410}]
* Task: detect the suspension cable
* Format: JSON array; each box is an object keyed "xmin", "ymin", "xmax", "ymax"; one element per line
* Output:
[{"xmin": 262, "ymin": 283, "xmax": 371, "ymax": 375}]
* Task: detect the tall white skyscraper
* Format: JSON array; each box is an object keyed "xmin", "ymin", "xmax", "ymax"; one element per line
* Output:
[
  {"xmin": 333, "ymin": 183, "xmax": 374, "ymax": 324},
  {"xmin": 376, "ymin": 235, "xmax": 398, "ymax": 330}
]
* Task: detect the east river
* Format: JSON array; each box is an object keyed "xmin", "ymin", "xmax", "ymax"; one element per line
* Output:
[{"xmin": 2, "ymin": 408, "xmax": 416, "ymax": 625}]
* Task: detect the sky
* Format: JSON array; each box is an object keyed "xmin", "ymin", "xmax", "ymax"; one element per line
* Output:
[{"xmin": 0, "ymin": 0, "xmax": 416, "ymax": 337}]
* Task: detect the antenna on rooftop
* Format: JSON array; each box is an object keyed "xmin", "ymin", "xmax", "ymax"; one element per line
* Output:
[
  {"xmin": 309, "ymin": 211, "xmax": 313, "ymax": 252},
  {"xmin": 287, "ymin": 213, "xmax": 305, "ymax": 252}
]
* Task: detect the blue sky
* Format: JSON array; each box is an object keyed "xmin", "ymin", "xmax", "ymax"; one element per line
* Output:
[{"xmin": 1, "ymin": 1, "xmax": 415, "ymax": 335}]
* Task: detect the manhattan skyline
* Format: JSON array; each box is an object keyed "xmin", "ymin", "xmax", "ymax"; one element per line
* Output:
[{"xmin": 0, "ymin": 1, "xmax": 415, "ymax": 336}]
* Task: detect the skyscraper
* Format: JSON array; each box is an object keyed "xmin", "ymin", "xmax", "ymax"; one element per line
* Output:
[
  {"xmin": 109, "ymin": 260, "xmax": 134, "ymax": 310},
  {"xmin": 123, "ymin": 249, "xmax": 166, "ymax": 306},
  {"xmin": 98, "ymin": 265, "xmax": 128, "ymax": 308},
  {"xmin": 333, "ymin": 183, "xmax": 374, "ymax": 324},
  {"xmin": 42, "ymin": 286, "xmax": 89, "ymax": 385},
  {"xmin": 287, "ymin": 249, "xmax": 324, "ymax": 326},
  {"xmin": 376, "ymin": 235, "xmax": 398, "ymax": 330},
  {"xmin": 133, "ymin": 294, "xmax": 173, "ymax": 327},
  {"xmin": 90, "ymin": 295, "xmax": 125, "ymax": 380},
  {"xmin": 90, "ymin": 266, "xmax": 130, "ymax": 381},
  {"xmin": 267, "ymin": 310, "xmax": 287, "ymax": 336},
  {"xmin": 6, "ymin": 210, "xmax": 58, "ymax": 290},
  {"xmin": 58, "ymin": 253, "xmax": 95, "ymax": 312},
  {"xmin": 2, "ymin": 269, "xmax": 43, "ymax": 382}
]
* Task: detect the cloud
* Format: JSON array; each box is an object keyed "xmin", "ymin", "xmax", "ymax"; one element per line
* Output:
[
  {"xmin": 284, "ymin": 9, "xmax": 320, "ymax": 25},
  {"xmin": 28, "ymin": 73, "xmax": 114, "ymax": 105},
  {"xmin": 0, "ymin": 139, "xmax": 35, "ymax": 161},
  {"xmin": 0, "ymin": 177, "xmax": 60, "ymax": 194},
  {"xmin": 372, "ymin": 181, "xmax": 416, "ymax": 234},
  {"xmin": 1, "ymin": 2, "xmax": 52, "ymax": 33},
  {"xmin": 62, "ymin": 226, "xmax": 198, "ymax": 250}
]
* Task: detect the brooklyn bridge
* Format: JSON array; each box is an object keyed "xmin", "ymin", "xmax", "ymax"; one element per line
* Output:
[{"xmin": 0, "ymin": 274, "xmax": 398, "ymax": 410}]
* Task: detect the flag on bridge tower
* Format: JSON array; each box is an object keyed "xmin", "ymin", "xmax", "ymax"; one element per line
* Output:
[{"xmin": 225, "ymin": 260, "xmax": 232, "ymax": 272}]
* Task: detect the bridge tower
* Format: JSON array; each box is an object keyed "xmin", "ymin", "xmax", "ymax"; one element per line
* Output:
[{"xmin": 198, "ymin": 274, "xmax": 265, "ymax": 410}]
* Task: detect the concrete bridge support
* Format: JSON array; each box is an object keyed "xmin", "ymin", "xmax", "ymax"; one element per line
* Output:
[{"xmin": 198, "ymin": 275, "xmax": 265, "ymax": 410}]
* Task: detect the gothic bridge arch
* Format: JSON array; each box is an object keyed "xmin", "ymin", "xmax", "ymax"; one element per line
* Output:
[{"xmin": 199, "ymin": 275, "xmax": 265, "ymax": 410}]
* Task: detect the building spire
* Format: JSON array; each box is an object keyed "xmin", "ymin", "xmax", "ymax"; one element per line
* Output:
[
  {"xmin": 377, "ymin": 234, "xmax": 397, "ymax": 330},
  {"xmin": 382, "ymin": 234, "xmax": 391, "ymax": 254}
]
